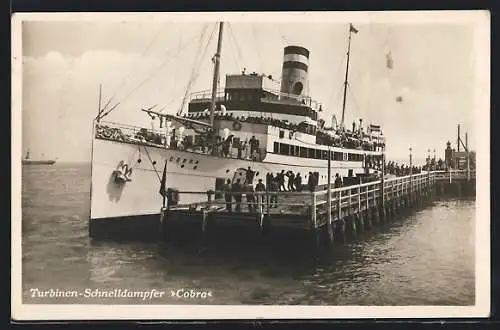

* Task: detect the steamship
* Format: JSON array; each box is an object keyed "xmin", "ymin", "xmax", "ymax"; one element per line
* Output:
[
  {"xmin": 90, "ymin": 22, "xmax": 386, "ymax": 224},
  {"xmin": 22, "ymin": 151, "xmax": 56, "ymax": 165}
]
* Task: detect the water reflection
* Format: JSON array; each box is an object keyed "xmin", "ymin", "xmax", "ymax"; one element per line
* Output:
[{"xmin": 22, "ymin": 163, "xmax": 475, "ymax": 305}]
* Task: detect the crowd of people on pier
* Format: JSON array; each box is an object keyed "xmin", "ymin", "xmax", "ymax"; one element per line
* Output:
[
  {"xmin": 385, "ymin": 161, "xmax": 423, "ymax": 176},
  {"xmin": 219, "ymin": 166, "xmax": 364, "ymax": 213},
  {"xmin": 219, "ymin": 157, "xmax": 450, "ymax": 212}
]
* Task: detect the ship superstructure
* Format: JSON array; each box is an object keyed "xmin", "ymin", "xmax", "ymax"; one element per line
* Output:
[{"xmin": 90, "ymin": 22, "xmax": 386, "ymax": 223}]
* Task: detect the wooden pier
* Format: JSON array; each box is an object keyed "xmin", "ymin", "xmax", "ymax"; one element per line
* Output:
[{"xmin": 159, "ymin": 169, "xmax": 475, "ymax": 250}]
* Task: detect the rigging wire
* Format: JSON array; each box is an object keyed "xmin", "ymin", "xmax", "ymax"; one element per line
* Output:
[
  {"xmin": 228, "ymin": 23, "xmax": 245, "ymax": 71},
  {"xmin": 225, "ymin": 23, "xmax": 241, "ymax": 72},
  {"xmin": 155, "ymin": 23, "xmax": 212, "ymax": 115},
  {"xmin": 347, "ymin": 82, "xmax": 363, "ymax": 123},
  {"xmin": 175, "ymin": 23, "xmax": 217, "ymax": 116},
  {"xmin": 100, "ymin": 23, "xmax": 166, "ymax": 112},
  {"xmin": 98, "ymin": 29, "xmax": 205, "ymax": 121},
  {"xmin": 251, "ymin": 25, "xmax": 263, "ymax": 71}
]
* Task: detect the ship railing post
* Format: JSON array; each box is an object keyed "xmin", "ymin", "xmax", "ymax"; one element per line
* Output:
[
  {"xmin": 358, "ymin": 186, "xmax": 362, "ymax": 213},
  {"xmin": 311, "ymin": 192, "xmax": 317, "ymax": 230},
  {"xmin": 348, "ymin": 187, "xmax": 352, "ymax": 212},
  {"xmin": 337, "ymin": 190, "xmax": 342, "ymax": 221},
  {"xmin": 265, "ymin": 190, "xmax": 270, "ymax": 215},
  {"xmin": 365, "ymin": 183, "xmax": 369, "ymax": 208},
  {"xmin": 327, "ymin": 183, "xmax": 333, "ymax": 231},
  {"xmin": 257, "ymin": 191, "xmax": 264, "ymax": 233},
  {"xmin": 207, "ymin": 190, "xmax": 213, "ymax": 208},
  {"xmin": 449, "ymin": 170, "xmax": 452, "ymax": 184}
]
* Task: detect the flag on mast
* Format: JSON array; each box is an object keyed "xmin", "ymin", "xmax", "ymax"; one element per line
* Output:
[
  {"xmin": 159, "ymin": 160, "xmax": 167, "ymax": 197},
  {"xmin": 349, "ymin": 23, "xmax": 359, "ymax": 34}
]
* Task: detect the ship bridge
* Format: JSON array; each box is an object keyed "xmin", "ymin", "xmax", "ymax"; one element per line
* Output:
[{"xmin": 187, "ymin": 73, "xmax": 321, "ymax": 125}]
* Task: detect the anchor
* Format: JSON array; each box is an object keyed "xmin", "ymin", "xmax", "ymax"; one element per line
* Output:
[{"xmin": 112, "ymin": 160, "xmax": 133, "ymax": 184}]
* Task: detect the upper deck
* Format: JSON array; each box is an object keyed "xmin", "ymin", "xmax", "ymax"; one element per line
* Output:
[{"xmin": 187, "ymin": 73, "xmax": 321, "ymax": 122}]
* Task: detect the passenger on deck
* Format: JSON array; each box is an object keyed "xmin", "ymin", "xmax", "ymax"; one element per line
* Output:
[
  {"xmin": 307, "ymin": 172, "xmax": 314, "ymax": 192},
  {"xmin": 269, "ymin": 176, "xmax": 279, "ymax": 208},
  {"xmin": 278, "ymin": 170, "xmax": 286, "ymax": 192},
  {"xmin": 222, "ymin": 179, "xmax": 232, "ymax": 212},
  {"xmin": 249, "ymin": 136, "xmax": 258, "ymax": 156},
  {"xmin": 255, "ymin": 179, "xmax": 266, "ymax": 204},
  {"xmin": 287, "ymin": 171, "xmax": 295, "ymax": 191},
  {"xmin": 294, "ymin": 173, "xmax": 303, "ymax": 192},
  {"xmin": 245, "ymin": 166, "xmax": 255, "ymax": 185},
  {"xmin": 245, "ymin": 184, "xmax": 256, "ymax": 213},
  {"xmin": 334, "ymin": 173, "xmax": 342, "ymax": 188},
  {"xmin": 232, "ymin": 179, "xmax": 243, "ymax": 212},
  {"xmin": 266, "ymin": 172, "xmax": 273, "ymax": 188},
  {"xmin": 242, "ymin": 139, "xmax": 249, "ymax": 159},
  {"xmin": 237, "ymin": 141, "xmax": 243, "ymax": 159},
  {"xmin": 222, "ymin": 136, "xmax": 232, "ymax": 157}
]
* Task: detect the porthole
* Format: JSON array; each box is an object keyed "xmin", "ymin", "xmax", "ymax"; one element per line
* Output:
[
  {"xmin": 193, "ymin": 166, "xmax": 198, "ymax": 170},
  {"xmin": 189, "ymin": 159, "xmax": 193, "ymax": 164},
  {"xmin": 256, "ymin": 172, "xmax": 259, "ymax": 176},
  {"xmin": 195, "ymin": 160, "xmax": 199, "ymax": 164},
  {"xmin": 137, "ymin": 158, "xmax": 142, "ymax": 163},
  {"xmin": 183, "ymin": 159, "xmax": 187, "ymax": 163},
  {"xmin": 176, "ymin": 158, "xmax": 180, "ymax": 162},
  {"xmin": 152, "ymin": 161, "xmax": 157, "ymax": 165},
  {"xmin": 226, "ymin": 169, "xmax": 230, "ymax": 173},
  {"xmin": 181, "ymin": 164, "xmax": 185, "ymax": 168},
  {"xmin": 169, "ymin": 156, "xmax": 174, "ymax": 162}
]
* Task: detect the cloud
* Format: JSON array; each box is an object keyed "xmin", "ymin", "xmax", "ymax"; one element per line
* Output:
[{"xmin": 20, "ymin": 22, "xmax": 477, "ymax": 162}]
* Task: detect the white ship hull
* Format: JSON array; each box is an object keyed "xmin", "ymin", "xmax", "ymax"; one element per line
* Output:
[{"xmin": 90, "ymin": 137, "xmax": 368, "ymax": 222}]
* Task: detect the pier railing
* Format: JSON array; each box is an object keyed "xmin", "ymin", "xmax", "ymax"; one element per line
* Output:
[
  {"xmin": 160, "ymin": 169, "xmax": 476, "ymax": 236},
  {"xmin": 165, "ymin": 170, "xmax": 475, "ymax": 218},
  {"xmin": 433, "ymin": 169, "xmax": 476, "ymax": 183}
]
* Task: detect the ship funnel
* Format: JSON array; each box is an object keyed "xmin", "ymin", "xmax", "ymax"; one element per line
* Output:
[{"xmin": 280, "ymin": 45, "xmax": 310, "ymax": 97}]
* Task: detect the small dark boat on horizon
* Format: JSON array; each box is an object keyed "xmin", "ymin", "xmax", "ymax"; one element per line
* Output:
[{"xmin": 22, "ymin": 151, "xmax": 56, "ymax": 165}]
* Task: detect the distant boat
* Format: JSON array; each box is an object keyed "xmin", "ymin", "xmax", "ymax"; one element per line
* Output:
[{"xmin": 22, "ymin": 151, "xmax": 56, "ymax": 165}]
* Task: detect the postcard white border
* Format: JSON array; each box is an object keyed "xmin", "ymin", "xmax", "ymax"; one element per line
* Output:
[{"xmin": 11, "ymin": 10, "xmax": 490, "ymax": 320}]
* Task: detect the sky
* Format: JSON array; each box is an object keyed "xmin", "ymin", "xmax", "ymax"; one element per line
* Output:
[{"xmin": 18, "ymin": 12, "xmax": 485, "ymax": 162}]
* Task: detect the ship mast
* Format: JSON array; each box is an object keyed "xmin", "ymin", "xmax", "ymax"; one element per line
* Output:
[
  {"xmin": 209, "ymin": 22, "xmax": 224, "ymax": 129},
  {"xmin": 340, "ymin": 23, "xmax": 357, "ymax": 128}
]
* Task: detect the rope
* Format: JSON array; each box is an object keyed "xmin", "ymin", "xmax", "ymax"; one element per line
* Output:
[
  {"xmin": 175, "ymin": 23, "xmax": 216, "ymax": 116},
  {"xmin": 252, "ymin": 25, "xmax": 263, "ymax": 71},
  {"xmin": 101, "ymin": 23, "xmax": 166, "ymax": 113},
  {"xmin": 228, "ymin": 23, "xmax": 244, "ymax": 69},
  {"xmin": 347, "ymin": 82, "xmax": 363, "ymax": 121},
  {"xmin": 142, "ymin": 145, "xmax": 162, "ymax": 183},
  {"xmin": 99, "ymin": 29, "xmax": 205, "ymax": 120}
]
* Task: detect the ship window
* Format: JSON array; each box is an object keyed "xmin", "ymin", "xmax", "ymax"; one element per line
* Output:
[
  {"xmin": 322, "ymin": 150, "xmax": 328, "ymax": 160},
  {"xmin": 293, "ymin": 145, "xmax": 300, "ymax": 156},
  {"xmin": 273, "ymin": 142, "xmax": 279, "ymax": 153},
  {"xmin": 300, "ymin": 147, "xmax": 307, "ymax": 158},
  {"xmin": 279, "ymin": 130, "xmax": 285, "ymax": 139},
  {"xmin": 280, "ymin": 143, "xmax": 290, "ymax": 155},
  {"xmin": 334, "ymin": 152, "xmax": 343, "ymax": 161},
  {"xmin": 308, "ymin": 148, "xmax": 315, "ymax": 158},
  {"xmin": 315, "ymin": 149, "xmax": 322, "ymax": 160},
  {"xmin": 233, "ymin": 91, "xmax": 239, "ymax": 101}
]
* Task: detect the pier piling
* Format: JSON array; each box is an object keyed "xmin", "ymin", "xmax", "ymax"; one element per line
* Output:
[{"xmin": 97, "ymin": 169, "xmax": 476, "ymax": 245}]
